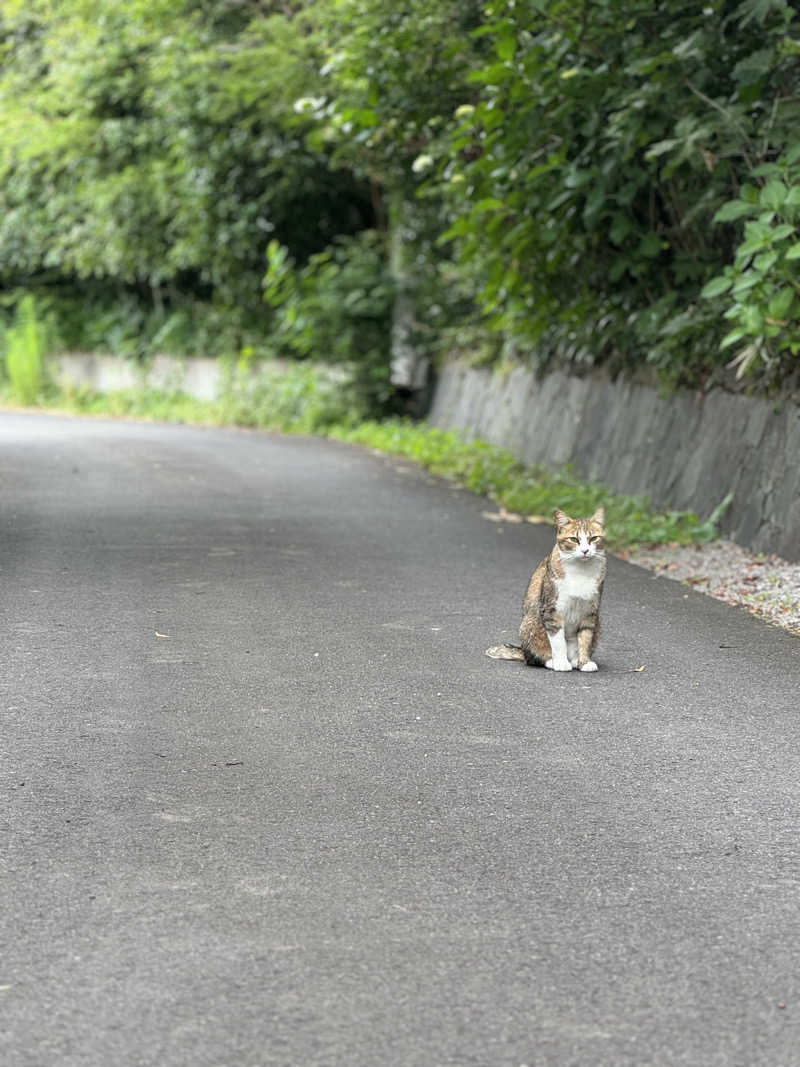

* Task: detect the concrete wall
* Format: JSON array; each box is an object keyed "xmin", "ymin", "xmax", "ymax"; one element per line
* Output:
[
  {"xmin": 52, "ymin": 353, "xmax": 252, "ymax": 401},
  {"xmin": 430, "ymin": 362, "xmax": 800, "ymax": 560}
]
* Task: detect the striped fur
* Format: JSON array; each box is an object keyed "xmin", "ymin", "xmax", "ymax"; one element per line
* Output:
[{"xmin": 486, "ymin": 508, "xmax": 606, "ymax": 672}]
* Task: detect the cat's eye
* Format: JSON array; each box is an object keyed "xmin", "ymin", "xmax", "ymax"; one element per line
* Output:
[
  {"xmin": 590, "ymin": 535, "xmax": 601, "ymax": 543},
  {"xmin": 565, "ymin": 536, "xmax": 578, "ymax": 544}
]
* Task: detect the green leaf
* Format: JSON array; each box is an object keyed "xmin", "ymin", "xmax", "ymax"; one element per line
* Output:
[
  {"xmin": 713, "ymin": 200, "xmax": 753, "ymax": 223},
  {"xmin": 609, "ymin": 258, "xmax": 630, "ymax": 282},
  {"xmin": 760, "ymin": 181, "xmax": 788, "ymax": 210},
  {"xmin": 701, "ymin": 275, "xmax": 733, "ymax": 298},
  {"xmin": 742, "ymin": 306, "xmax": 764, "ymax": 332},
  {"xmin": 720, "ymin": 327, "xmax": 747, "ymax": 349},
  {"xmin": 768, "ymin": 288, "xmax": 794, "ymax": 318},
  {"xmin": 583, "ymin": 185, "xmax": 607, "ymax": 220},
  {"xmin": 733, "ymin": 47, "xmax": 775, "ymax": 86},
  {"xmin": 732, "ymin": 272, "xmax": 761, "ymax": 296},
  {"xmin": 496, "ymin": 33, "xmax": 516, "ymax": 62},
  {"xmin": 753, "ymin": 162, "xmax": 783, "ymax": 179},
  {"xmin": 645, "ymin": 139, "xmax": 679, "ymax": 160},
  {"xmin": 469, "ymin": 62, "xmax": 512, "ymax": 85},
  {"xmin": 771, "ymin": 223, "xmax": 796, "ymax": 241},
  {"xmin": 472, "ymin": 198, "xmax": 506, "ymax": 213},
  {"xmin": 753, "ymin": 250, "xmax": 778, "ymax": 272},
  {"xmin": 737, "ymin": 0, "xmax": 786, "ymax": 26},
  {"xmin": 784, "ymin": 242, "xmax": 800, "ymax": 259},
  {"xmin": 609, "ymin": 213, "xmax": 633, "ymax": 246},
  {"xmin": 637, "ymin": 233, "xmax": 663, "ymax": 259}
]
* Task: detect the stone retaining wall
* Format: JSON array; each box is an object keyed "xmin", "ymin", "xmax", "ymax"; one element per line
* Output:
[
  {"xmin": 429, "ymin": 362, "xmax": 800, "ymax": 560},
  {"xmin": 52, "ymin": 352, "xmax": 271, "ymax": 401}
]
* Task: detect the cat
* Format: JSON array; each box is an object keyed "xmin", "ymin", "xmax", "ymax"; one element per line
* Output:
[{"xmin": 486, "ymin": 507, "xmax": 606, "ymax": 672}]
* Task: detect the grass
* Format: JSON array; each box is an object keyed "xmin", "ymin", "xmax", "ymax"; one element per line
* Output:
[
  {"xmin": 42, "ymin": 359, "xmax": 359, "ymax": 434},
  {"xmin": 2, "ymin": 295, "xmax": 45, "ymax": 404},
  {"xmin": 0, "ymin": 362, "xmax": 728, "ymax": 551}
]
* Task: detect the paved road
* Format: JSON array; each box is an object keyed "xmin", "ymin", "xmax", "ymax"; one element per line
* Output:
[{"xmin": 2, "ymin": 411, "xmax": 800, "ymax": 1067}]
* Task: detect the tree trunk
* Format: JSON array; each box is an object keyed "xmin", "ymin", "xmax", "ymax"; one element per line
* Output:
[{"xmin": 388, "ymin": 188, "xmax": 429, "ymax": 397}]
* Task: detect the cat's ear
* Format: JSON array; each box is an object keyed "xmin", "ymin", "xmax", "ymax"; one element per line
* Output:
[
  {"xmin": 553, "ymin": 508, "xmax": 571, "ymax": 528},
  {"xmin": 590, "ymin": 506, "xmax": 606, "ymax": 526}
]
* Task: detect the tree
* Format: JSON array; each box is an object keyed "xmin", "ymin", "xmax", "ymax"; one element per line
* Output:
[
  {"xmin": 432, "ymin": 0, "xmax": 800, "ymax": 384},
  {"xmin": 0, "ymin": 0, "xmax": 373, "ymax": 351},
  {"xmin": 2, "ymin": 0, "xmax": 799, "ymax": 396}
]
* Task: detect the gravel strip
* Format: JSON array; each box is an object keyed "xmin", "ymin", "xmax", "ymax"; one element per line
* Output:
[{"xmin": 620, "ymin": 540, "xmax": 800, "ymax": 636}]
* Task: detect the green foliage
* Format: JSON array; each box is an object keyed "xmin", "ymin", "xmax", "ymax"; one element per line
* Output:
[
  {"xmin": 312, "ymin": 0, "xmax": 484, "ymax": 184},
  {"xmin": 702, "ymin": 148, "xmax": 800, "ymax": 378},
  {"xmin": 217, "ymin": 357, "xmax": 364, "ymax": 432},
  {"xmin": 270, "ymin": 0, "xmax": 799, "ymax": 390},
  {"xmin": 312, "ymin": 0, "xmax": 489, "ymax": 371},
  {"xmin": 0, "ymin": 0, "xmax": 372, "ymax": 328},
  {"xmin": 421, "ymin": 0, "xmax": 800, "ymax": 384},
  {"xmin": 2, "ymin": 0, "xmax": 800, "ymax": 395},
  {"xmin": 38, "ymin": 283, "xmax": 274, "ymax": 362},
  {"xmin": 263, "ymin": 231, "xmax": 395, "ymax": 413},
  {"xmin": 48, "ymin": 360, "xmax": 362, "ymax": 435},
  {"xmin": 2, "ymin": 294, "xmax": 46, "ymax": 403}
]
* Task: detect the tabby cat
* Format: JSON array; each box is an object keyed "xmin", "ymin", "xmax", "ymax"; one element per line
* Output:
[{"xmin": 486, "ymin": 508, "xmax": 606, "ymax": 672}]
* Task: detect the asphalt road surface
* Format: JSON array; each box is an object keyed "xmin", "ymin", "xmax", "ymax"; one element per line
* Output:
[{"xmin": 3, "ymin": 410, "xmax": 800, "ymax": 1067}]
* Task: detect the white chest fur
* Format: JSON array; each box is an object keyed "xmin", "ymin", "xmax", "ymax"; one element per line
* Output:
[{"xmin": 555, "ymin": 559, "xmax": 603, "ymax": 623}]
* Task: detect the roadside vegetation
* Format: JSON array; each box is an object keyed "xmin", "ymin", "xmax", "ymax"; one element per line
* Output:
[
  {"xmin": 1, "ymin": 0, "xmax": 799, "ymax": 398},
  {"xmin": 0, "ymin": 0, "xmax": 788, "ymax": 550}
]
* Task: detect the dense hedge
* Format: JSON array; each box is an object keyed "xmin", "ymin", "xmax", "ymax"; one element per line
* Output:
[
  {"xmin": 0, "ymin": 0, "xmax": 374, "ymax": 356},
  {"xmin": 320, "ymin": 0, "xmax": 800, "ymax": 388},
  {"xmin": 1, "ymin": 0, "xmax": 799, "ymax": 403},
  {"xmin": 438, "ymin": 0, "xmax": 800, "ymax": 387}
]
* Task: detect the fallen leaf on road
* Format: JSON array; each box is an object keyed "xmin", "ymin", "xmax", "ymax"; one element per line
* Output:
[
  {"xmin": 481, "ymin": 508, "xmax": 523, "ymax": 523},
  {"xmin": 624, "ymin": 665, "xmax": 646, "ymax": 672},
  {"xmin": 155, "ymin": 631, "xmax": 170, "ymax": 638},
  {"xmin": 482, "ymin": 508, "xmax": 552, "ymax": 525}
]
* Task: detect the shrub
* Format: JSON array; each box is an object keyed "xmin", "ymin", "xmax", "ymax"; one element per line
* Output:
[
  {"xmin": 2, "ymin": 296, "xmax": 46, "ymax": 404},
  {"xmin": 702, "ymin": 147, "xmax": 800, "ymax": 382},
  {"xmin": 263, "ymin": 231, "xmax": 395, "ymax": 416}
]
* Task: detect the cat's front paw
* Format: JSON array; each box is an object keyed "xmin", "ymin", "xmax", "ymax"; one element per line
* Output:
[
  {"xmin": 546, "ymin": 659, "xmax": 573, "ymax": 672},
  {"xmin": 579, "ymin": 661, "xmax": 598, "ymax": 672}
]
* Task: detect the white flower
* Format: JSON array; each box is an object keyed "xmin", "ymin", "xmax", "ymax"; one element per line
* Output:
[
  {"xmin": 293, "ymin": 96, "xmax": 325, "ymax": 115},
  {"xmin": 412, "ymin": 154, "xmax": 434, "ymax": 174}
]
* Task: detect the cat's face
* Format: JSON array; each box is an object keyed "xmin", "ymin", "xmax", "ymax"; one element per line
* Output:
[{"xmin": 554, "ymin": 508, "xmax": 606, "ymax": 562}]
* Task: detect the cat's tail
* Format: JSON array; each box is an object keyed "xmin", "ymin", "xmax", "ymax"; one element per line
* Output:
[{"xmin": 485, "ymin": 643, "xmax": 526, "ymax": 661}]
